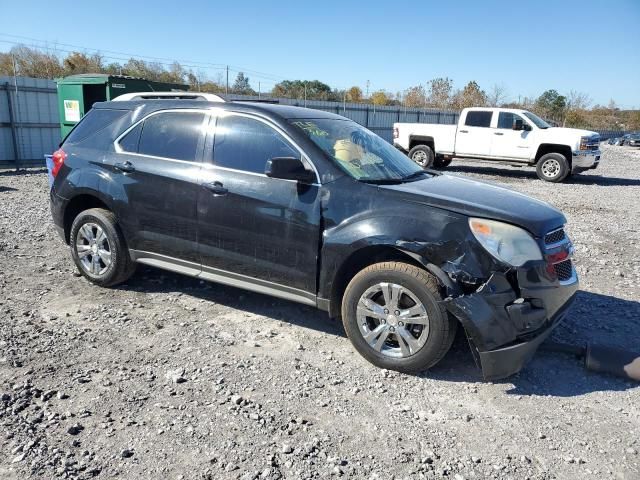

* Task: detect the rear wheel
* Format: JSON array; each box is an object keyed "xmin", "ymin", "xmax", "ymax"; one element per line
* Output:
[
  {"xmin": 536, "ymin": 153, "xmax": 570, "ymax": 182},
  {"xmin": 408, "ymin": 145, "xmax": 434, "ymax": 169},
  {"xmin": 70, "ymin": 208, "xmax": 136, "ymax": 287},
  {"xmin": 341, "ymin": 262, "xmax": 457, "ymax": 373}
]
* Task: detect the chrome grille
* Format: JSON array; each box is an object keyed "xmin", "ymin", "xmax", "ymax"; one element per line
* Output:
[
  {"xmin": 554, "ymin": 259, "xmax": 573, "ymax": 281},
  {"xmin": 545, "ymin": 229, "xmax": 566, "ymax": 245}
]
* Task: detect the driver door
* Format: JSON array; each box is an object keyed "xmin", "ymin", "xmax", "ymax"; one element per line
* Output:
[
  {"xmin": 197, "ymin": 113, "xmax": 322, "ymax": 294},
  {"xmin": 490, "ymin": 112, "xmax": 535, "ymax": 160}
]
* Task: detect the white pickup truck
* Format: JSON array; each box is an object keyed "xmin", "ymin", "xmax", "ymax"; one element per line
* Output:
[{"xmin": 393, "ymin": 107, "xmax": 602, "ymax": 182}]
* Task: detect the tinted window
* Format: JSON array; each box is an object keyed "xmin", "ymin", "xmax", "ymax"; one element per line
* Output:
[
  {"xmin": 497, "ymin": 112, "xmax": 523, "ymax": 129},
  {"xmin": 138, "ymin": 111, "xmax": 205, "ymax": 161},
  {"xmin": 214, "ymin": 115, "xmax": 298, "ymax": 174},
  {"xmin": 64, "ymin": 109, "xmax": 127, "ymax": 144},
  {"xmin": 118, "ymin": 122, "xmax": 142, "ymax": 152},
  {"xmin": 464, "ymin": 111, "xmax": 492, "ymax": 128}
]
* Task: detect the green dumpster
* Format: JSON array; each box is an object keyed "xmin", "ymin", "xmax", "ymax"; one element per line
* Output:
[{"xmin": 56, "ymin": 74, "xmax": 188, "ymax": 138}]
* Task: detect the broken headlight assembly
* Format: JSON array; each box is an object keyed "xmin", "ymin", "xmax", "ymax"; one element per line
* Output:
[{"xmin": 469, "ymin": 218, "xmax": 542, "ymax": 267}]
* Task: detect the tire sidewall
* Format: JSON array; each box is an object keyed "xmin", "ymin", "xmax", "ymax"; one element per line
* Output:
[
  {"xmin": 408, "ymin": 145, "xmax": 434, "ymax": 169},
  {"xmin": 537, "ymin": 153, "xmax": 569, "ymax": 182},
  {"xmin": 342, "ymin": 267, "xmax": 448, "ymax": 372},
  {"xmin": 70, "ymin": 210, "xmax": 123, "ymax": 286}
]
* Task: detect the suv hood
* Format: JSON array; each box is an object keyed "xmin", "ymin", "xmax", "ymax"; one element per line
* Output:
[{"xmin": 383, "ymin": 174, "xmax": 565, "ymax": 237}]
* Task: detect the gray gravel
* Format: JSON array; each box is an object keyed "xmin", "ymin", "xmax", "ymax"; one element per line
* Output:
[{"xmin": 1, "ymin": 144, "xmax": 639, "ymax": 479}]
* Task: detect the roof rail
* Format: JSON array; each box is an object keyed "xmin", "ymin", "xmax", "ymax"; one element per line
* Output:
[{"xmin": 113, "ymin": 92, "xmax": 225, "ymax": 102}]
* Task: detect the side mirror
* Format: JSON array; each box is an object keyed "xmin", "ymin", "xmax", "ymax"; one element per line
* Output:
[
  {"xmin": 265, "ymin": 157, "xmax": 315, "ymax": 183},
  {"xmin": 513, "ymin": 119, "xmax": 524, "ymax": 131}
]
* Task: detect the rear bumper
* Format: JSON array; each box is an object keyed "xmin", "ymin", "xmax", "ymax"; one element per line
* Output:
[{"xmin": 572, "ymin": 149, "xmax": 601, "ymax": 171}]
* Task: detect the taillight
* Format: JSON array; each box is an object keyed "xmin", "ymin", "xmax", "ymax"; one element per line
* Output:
[
  {"xmin": 51, "ymin": 149, "xmax": 67, "ymax": 177},
  {"xmin": 393, "ymin": 127, "xmax": 399, "ymax": 139}
]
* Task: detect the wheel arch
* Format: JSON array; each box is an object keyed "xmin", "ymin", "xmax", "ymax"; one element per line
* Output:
[
  {"xmin": 534, "ymin": 143, "xmax": 572, "ymax": 165},
  {"xmin": 409, "ymin": 135, "xmax": 435, "ymax": 152},
  {"xmin": 326, "ymin": 244, "xmax": 452, "ymax": 320},
  {"xmin": 62, "ymin": 191, "xmax": 113, "ymax": 244}
]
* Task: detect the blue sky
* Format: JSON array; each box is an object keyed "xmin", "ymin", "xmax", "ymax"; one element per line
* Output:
[{"xmin": 2, "ymin": 0, "xmax": 639, "ymax": 107}]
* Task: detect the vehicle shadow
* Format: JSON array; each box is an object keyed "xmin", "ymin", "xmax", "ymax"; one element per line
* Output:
[
  {"xmin": 445, "ymin": 164, "xmax": 640, "ymax": 186},
  {"xmin": 118, "ymin": 269, "xmax": 639, "ymax": 397}
]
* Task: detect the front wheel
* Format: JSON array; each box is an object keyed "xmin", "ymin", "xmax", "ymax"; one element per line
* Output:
[
  {"xmin": 536, "ymin": 153, "xmax": 570, "ymax": 182},
  {"xmin": 408, "ymin": 145, "xmax": 434, "ymax": 169},
  {"xmin": 341, "ymin": 262, "xmax": 457, "ymax": 373}
]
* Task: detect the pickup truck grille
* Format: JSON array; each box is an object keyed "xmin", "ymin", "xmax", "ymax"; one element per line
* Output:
[
  {"xmin": 554, "ymin": 259, "xmax": 573, "ymax": 282},
  {"xmin": 544, "ymin": 228, "xmax": 566, "ymax": 245}
]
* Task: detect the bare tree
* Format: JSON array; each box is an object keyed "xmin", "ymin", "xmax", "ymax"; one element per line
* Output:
[{"xmin": 487, "ymin": 83, "xmax": 508, "ymax": 107}]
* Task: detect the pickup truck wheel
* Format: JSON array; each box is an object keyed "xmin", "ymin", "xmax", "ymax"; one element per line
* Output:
[
  {"xmin": 536, "ymin": 153, "xmax": 570, "ymax": 182},
  {"xmin": 408, "ymin": 145, "xmax": 434, "ymax": 168},
  {"xmin": 69, "ymin": 208, "xmax": 136, "ymax": 287},
  {"xmin": 341, "ymin": 262, "xmax": 457, "ymax": 373},
  {"xmin": 433, "ymin": 156, "xmax": 452, "ymax": 169}
]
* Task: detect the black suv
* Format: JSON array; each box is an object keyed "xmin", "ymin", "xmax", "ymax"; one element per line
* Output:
[{"xmin": 50, "ymin": 99, "xmax": 578, "ymax": 380}]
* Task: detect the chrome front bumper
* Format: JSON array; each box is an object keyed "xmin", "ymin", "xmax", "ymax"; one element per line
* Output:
[{"xmin": 572, "ymin": 149, "xmax": 601, "ymax": 171}]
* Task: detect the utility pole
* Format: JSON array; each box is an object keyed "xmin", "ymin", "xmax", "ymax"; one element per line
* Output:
[
  {"xmin": 258, "ymin": 81, "xmax": 261, "ymax": 99},
  {"xmin": 366, "ymin": 80, "xmax": 370, "ymax": 100},
  {"xmin": 226, "ymin": 66, "xmax": 229, "ymax": 95}
]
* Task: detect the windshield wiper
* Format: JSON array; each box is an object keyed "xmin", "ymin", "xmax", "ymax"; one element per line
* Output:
[
  {"xmin": 401, "ymin": 170, "xmax": 430, "ymax": 181},
  {"xmin": 359, "ymin": 178, "xmax": 404, "ymax": 185}
]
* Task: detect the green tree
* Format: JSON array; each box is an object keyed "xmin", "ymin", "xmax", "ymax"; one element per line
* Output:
[
  {"xmin": 272, "ymin": 80, "xmax": 333, "ymax": 100},
  {"xmin": 535, "ymin": 89, "xmax": 567, "ymax": 121},
  {"xmin": 232, "ymin": 72, "xmax": 255, "ymax": 94}
]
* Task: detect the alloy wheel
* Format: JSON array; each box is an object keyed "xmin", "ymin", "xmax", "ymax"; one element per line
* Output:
[
  {"xmin": 356, "ymin": 282, "xmax": 430, "ymax": 358},
  {"xmin": 75, "ymin": 222, "xmax": 112, "ymax": 276},
  {"xmin": 412, "ymin": 150, "xmax": 428, "ymax": 167}
]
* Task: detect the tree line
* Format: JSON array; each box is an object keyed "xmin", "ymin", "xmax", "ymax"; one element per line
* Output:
[{"xmin": 1, "ymin": 45, "xmax": 637, "ymax": 130}]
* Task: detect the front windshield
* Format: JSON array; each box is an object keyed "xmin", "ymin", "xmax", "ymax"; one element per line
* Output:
[
  {"xmin": 523, "ymin": 111, "xmax": 551, "ymax": 129},
  {"xmin": 290, "ymin": 118, "xmax": 425, "ymax": 182}
]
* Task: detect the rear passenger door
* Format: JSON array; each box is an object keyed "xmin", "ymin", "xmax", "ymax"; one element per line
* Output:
[
  {"xmin": 455, "ymin": 110, "xmax": 493, "ymax": 157},
  {"xmin": 197, "ymin": 112, "xmax": 322, "ymax": 297},
  {"xmin": 111, "ymin": 110, "xmax": 207, "ymax": 263}
]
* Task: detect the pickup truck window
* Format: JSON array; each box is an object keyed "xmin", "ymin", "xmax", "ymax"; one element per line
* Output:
[
  {"xmin": 214, "ymin": 115, "xmax": 299, "ymax": 174},
  {"xmin": 497, "ymin": 112, "xmax": 524, "ymax": 129},
  {"xmin": 291, "ymin": 119, "xmax": 424, "ymax": 182},
  {"xmin": 523, "ymin": 112, "xmax": 551, "ymax": 129},
  {"xmin": 464, "ymin": 111, "xmax": 492, "ymax": 128}
]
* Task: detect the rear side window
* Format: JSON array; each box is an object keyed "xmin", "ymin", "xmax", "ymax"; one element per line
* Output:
[
  {"xmin": 464, "ymin": 111, "xmax": 492, "ymax": 128},
  {"xmin": 64, "ymin": 109, "xmax": 127, "ymax": 144},
  {"xmin": 137, "ymin": 111, "xmax": 205, "ymax": 161},
  {"xmin": 118, "ymin": 123, "xmax": 143, "ymax": 153},
  {"xmin": 213, "ymin": 115, "xmax": 299, "ymax": 174}
]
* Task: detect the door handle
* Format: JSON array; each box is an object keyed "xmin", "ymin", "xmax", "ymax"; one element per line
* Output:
[
  {"xmin": 203, "ymin": 181, "xmax": 228, "ymax": 195},
  {"xmin": 114, "ymin": 161, "xmax": 135, "ymax": 173},
  {"xmin": 459, "ymin": 129, "xmax": 469, "ymax": 133},
  {"xmin": 494, "ymin": 132, "xmax": 504, "ymax": 136}
]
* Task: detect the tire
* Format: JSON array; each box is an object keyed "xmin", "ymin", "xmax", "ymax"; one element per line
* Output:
[
  {"xmin": 69, "ymin": 208, "xmax": 136, "ymax": 287},
  {"xmin": 408, "ymin": 145, "xmax": 434, "ymax": 169},
  {"xmin": 536, "ymin": 153, "xmax": 570, "ymax": 183},
  {"xmin": 341, "ymin": 262, "xmax": 457, "ymax": 373},
  {"xmin": 433, "ymin": 156, "xmax": 452, "ymax": 169}
]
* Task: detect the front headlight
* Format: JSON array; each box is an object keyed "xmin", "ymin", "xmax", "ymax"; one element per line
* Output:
[{"xmin": 469, "ymin": 218, "xmax": 542, "ymax": 266}]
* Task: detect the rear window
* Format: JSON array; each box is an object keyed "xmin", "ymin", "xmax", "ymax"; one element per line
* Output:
[
  {"xmin": 464, "ymin": 111, "xmax": 492, "ymax": 128},
  {"xmin": 64, "ymin": 109, "xmax": 128, "ymax": 144}
]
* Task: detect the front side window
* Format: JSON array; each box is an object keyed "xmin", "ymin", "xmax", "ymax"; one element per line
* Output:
[
  {"xmin": 290, "ymin": 118, "xmax": 425, "ymax": 183},
  {"xmin": 497, "ymin": 112, "xmax": 525, "ymax": 129},
  {"xmin": 137, "ymin": 111, "xmax": 205, "ymax": 161},
  {"xmin": 464, "ymin": 111, "xmax": 492, "ymax": 128},
  {"xmin": 213, "ymin": 115, "xmax": 299, "ymax": 174}
]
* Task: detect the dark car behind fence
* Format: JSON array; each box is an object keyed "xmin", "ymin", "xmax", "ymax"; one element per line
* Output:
[{"xmin": 0, "ymin": 75, "xmax": 629, "ymax": 169}]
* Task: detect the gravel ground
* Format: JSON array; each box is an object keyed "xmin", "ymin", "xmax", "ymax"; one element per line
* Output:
[{"xmin": 1, "ymin": 143, "xmax": 639, "ymax": 480}]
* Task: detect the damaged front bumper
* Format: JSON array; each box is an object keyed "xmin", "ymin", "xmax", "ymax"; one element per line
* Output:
[{"xmin": 445, "ymin": 263, "xmax": 578, "ymax": 381}]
